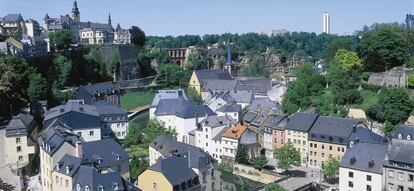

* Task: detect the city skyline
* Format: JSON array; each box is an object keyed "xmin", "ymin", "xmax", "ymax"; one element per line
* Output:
[{"xmin": 1, "ymin": 0, "xmax": 413, "ymax": 36}]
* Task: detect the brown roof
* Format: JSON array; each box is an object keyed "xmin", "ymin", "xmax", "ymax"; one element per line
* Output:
[{"xmin": 223, "ymin": 124, "xmax": 248, "ymax": 139}]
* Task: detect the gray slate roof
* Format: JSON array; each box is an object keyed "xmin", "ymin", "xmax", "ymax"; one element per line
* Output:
[
  {"xmin": 148, "ymin": 156, "xmax": 198, "ymax": 185},
  {"xmin": 44, "ymin": 101, "xmax": 101, "ymax": 130},
  {"xmin": 234, "ymin": 77, "xmax": 272, "ymax": 94},
  {"xmin": 54, "ymin": 154, "xmax": 82, "ymax": 177},
  {"xmin": 389, "ymin": 125, "xmax": 414, "ymax": 141},
  {"xmin": 39, "ymin": 119, "xmax": 82, "ymax": 155},
  {"xmin": 199, "ymin": 115, "xmax": 237, "ymax": 128},
  {"xmin": 286, "ymin": 112, "xmax": 319, "ymax": 132},
  {"xmin": 205, "ymin": 90, "xmax": 253, "ymax": 105},
  {"xmin": 309, "ymin": 116, "xmax": 360, "ymax": 145},
  {"xmin": 78, "ymin": 82, "xmax": 120, "ymax": 96},
  {"xmin": 245, "ymin": 98, "xmax": 282, "ymax": 127},
  {"xmin": 72, "ymin": 165, "xmax": 125, "ymax": 191},
  {"xmin": 82, "ymin": 139, "xmax": 129, "ymax": 169},
  {"xmin": 94, "ymin": 102, "xmax": 127, "ymax": 117},
  {"xmin": 194, "ymin": 70, "xmax": 232, "ymax": 84},
  {"xmin": 150, "ymin": 89, "xmax": 188, "ymax": 108},
  {"xmin": 6, "ymin": 113, "xmax": 33, "ymax": 136},
  {"xmin": 212, "ymin": 126, "xmax": 231, "ymax": 141},
  {"xmin": 155, "ymin": 98, "xmax": 216, "ymax": 119},
  {"xmin": 340, "ymin": 142, "xmax": 387, "ymax": 174},
  {"xmin": 387, "ymin": 139, "xmax": 414, "ymax": 165},
  {"xmin": 151, "ymin": 135, "xmax": 212, "ymax": 169},
  {"xmin": 2, "ymin": 14, "xmax": 23, "ymax": 23},
  {"xmin": 216, "ymin": 104, "xmax": 241, "ymax": 113},
  {"xmin": 202, "ymin": 80, "xmax": 237, "ymax": 91}
]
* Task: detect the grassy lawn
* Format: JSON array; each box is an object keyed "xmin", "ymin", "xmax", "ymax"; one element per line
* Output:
[
  {"xmin": 352, "ymin": 90, "xmax": 379, "ymax": 111},
  {"xmin": 121, "ymin": 91, "xmax": 155, "ymax": 111}
]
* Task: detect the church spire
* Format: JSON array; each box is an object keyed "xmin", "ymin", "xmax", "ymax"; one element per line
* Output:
[
  {"xmin": 224, "ymin": 34, "xmax": 232, "ymax": 76},
  {"xmin": 108, "ymin": 13, "xmax": 112, "ymax": 25},
  {"xmin": 226, "ymin": 34, "xmax": 231, "ymax": 65},
  {"xmin": 71, "ymin": 0, "xmax": 80, "ymax": 22}
]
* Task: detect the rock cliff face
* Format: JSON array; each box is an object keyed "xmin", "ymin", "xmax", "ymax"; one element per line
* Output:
[{"xmin": 99, "ymin": 45, "xmax": 141, "ymax": 80}]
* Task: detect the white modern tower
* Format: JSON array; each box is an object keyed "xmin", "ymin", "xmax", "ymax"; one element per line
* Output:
[{"xmin": 323, "ymin": 11, "xmax": 330, "ymax": 34}]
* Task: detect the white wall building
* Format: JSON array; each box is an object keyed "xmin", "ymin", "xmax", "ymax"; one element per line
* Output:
[
  {"xmin": 152, "ymin": 98, "xmax": 215, "ymax": 144},
  {"xmin": 339, "ymin": 142, "xmax": 387, "ymax": 191},
  {"xmin": 194, "ymin": 115, "xmax": 237, "ymax": 163}
]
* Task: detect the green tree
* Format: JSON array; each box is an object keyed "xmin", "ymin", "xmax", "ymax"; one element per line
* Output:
[
  {"xmin": 236, "ymin": 144, "xmax": 249, "ymax": 164},
  {"xmin": 275, "ymin": 142, "xmax": 301, "ymax": 173},
  {"xmin": 282, "ymin": 63, "xmax": 325, "ymax": 114},
  {"xmin": 240, "ymin": 182, "xmax": 250, "ymax": 191},
  {"xmin": 157, "ymin": 63, "xmax": 189, "ymax": 88},
  {"xmin": 186, "ymin": 49, "xmax": 209, "ymax": 70},
  {"xmin": 334, "ymin": 89, "xmax": 363, "ymax": 105},
  {"xmin": 384, "ymin": 121, "xmax": 396, "ymax": 135},
  {"xmin": 142, "ymin": 119, "xmax": 177, "ymax": 144},
  {"xmin": 130, "ymin": 157, "xmax": 149, "ymax": 178},
  {"xmin": 52, "ymin": 55, "xmax": 72, "ymax": 88},
  {"xmin": 130, "ymin": 26, "xmax": 146, "ymax": 47},
  {"xmin": 406, "ymin": 56, "xmax": 414, "ymax": 68},
  {"xmin": 240, "ymin": 54, "xmax": 269, "ymax": 77},
  {"xmin": 334, "ymin": 49, "xmax": 362, "ymax": 71},
  {"xmin": 360, "ymin": 24, "xmax": 407, "ymax": 71},
  {"xmin": 265, "ymin": 183, "xmax": 286, "ymax": 191},
  {"xmin": 108, "ymin": 52, "xmax": 120, "ymax": 80},
  {"xmin": 325, "ymin": 37, "xmax": 358, "ymax": 62},
  {"xmin": 27, "ymin": 73, "xmax": 48, "ymax": 101},
  {"xmin": 0, "ymin": 55, "xmax": 15, "ymax": 119},
  {"xmin": 366, "ymin": 88, "xmax": 414, "ymax": 126},
  {"xmin": 408, "ymin": 74, "xmax": 414, "ymax": 88},
  {"xmin": 366, "ymin": 104, "xmax": 385, "ymax": 124},
  {"xmin": 187, "ymin": 88, "xmax": 202, "ymax": 105},
  {"xmin": 250, "ymin": 154, "xmax": 268, "ymax": 171},
  {"xmin": 49, "ymin": 29, "xmax": 73, "ymax": 51},
  {"xmin": 322, "ymin": 157, "xmax": 340, "ymax": 181}
]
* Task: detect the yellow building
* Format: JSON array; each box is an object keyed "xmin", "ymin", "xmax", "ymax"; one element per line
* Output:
[
  {"xmin": 138, "ymin": 156, "xmax": 200, "ymax": 191},
  {"xmin": 285, "ymin": 112, "xmax": 319, "ymax": 166},
  {"xmin": 307, "ymin": 116, "xmax": 374, "ymax": 168},
  {"xmin": 4, "ymin": 113, "xmax": 36, "ymax": 167},
  {"xmin": 188, "ymin": 70, "xmax": 231, "ymax": 95}
]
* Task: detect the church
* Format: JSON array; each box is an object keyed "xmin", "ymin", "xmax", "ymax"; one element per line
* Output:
[{"xmin": 43, "ymin": 0, "xmax": 130, "ymax": 45}]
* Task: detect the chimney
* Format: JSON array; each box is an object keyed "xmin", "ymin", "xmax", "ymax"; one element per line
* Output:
[
  {"xmin": 352, "ymin": 125, "xmax": 356, "ymax": 133},
  {"xmin": 55, "ymin": 163, "xmax": 60, "ymax": 170},
  {"xmin": 75, "ymin": 141, "xmax": 82, "ymax": 157},
  {"xmin": 178, "ymin": 90, "xmax": 183, "ymax": 97},
  {"xmin": 187, "ymin": 150, "xmax": 191, "ymax": 169},
  {"xmin": 66, "ymin": 166, "xmax": 70, "ymax": 174}
]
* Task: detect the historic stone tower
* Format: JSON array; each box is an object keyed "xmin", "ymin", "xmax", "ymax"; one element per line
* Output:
[{"xmin": 72, "ymin": 0, "xmax": 80, "ymax": 22}]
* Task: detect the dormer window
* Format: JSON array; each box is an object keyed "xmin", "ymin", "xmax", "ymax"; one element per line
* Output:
[
  {"xmin": 98, "ymin": 185, "xmax": 104, "ymax": 191},
  {"xmin": 350, "ymin": 141, "xmax": 354, "ymax": 148},
  {"xmin": 398, "ymin": 133, "xmax": 403, "ymax": 139},
  {"xmin": 408, "ymin": 135, "xmax": 411, "ymax": 140},
  {"xmin": 350, "ymin": 156, "xmax": 356, "ymax": 164},
  {"xmin": 85, "ymin": 185, "xmax": 90, "ymax": 191},
  {"xmin": 76, "ymin": 184, "xmax": 81, "ymax": 191}
]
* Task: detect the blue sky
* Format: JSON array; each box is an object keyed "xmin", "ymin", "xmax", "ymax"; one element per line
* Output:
[{"xmin": 0, "ymin": 0, "xmax": 413, "ymax": 36}]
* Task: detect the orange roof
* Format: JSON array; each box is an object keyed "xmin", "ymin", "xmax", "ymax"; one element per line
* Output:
[{"xmin": 223, "ymin": 124, "xmax": 248, "ymax": 139}]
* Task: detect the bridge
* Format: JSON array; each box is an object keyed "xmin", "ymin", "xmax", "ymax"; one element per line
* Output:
[
  {"xmin": 113, "ymin": 75, "xmax": 157, "ymax": 90},
  {"xmin": 127, "ymin": 105, "xmax": 150, "ymax": 120}
]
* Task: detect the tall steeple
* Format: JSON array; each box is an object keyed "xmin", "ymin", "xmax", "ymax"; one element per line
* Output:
[
  {"xmin": 108, "ymin": 13, "xmax": 112, "ymax": 26},
  {"xmin": 224, "ymin": 34, "xmax": 232, "ymax": 76},
  {"xmin": 71, "ymin": 0, "xmax": 80, "ymax": 22},
  {"xmin": 226, "ymin": 35, "xmax": 231, "ymax": 65}
]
